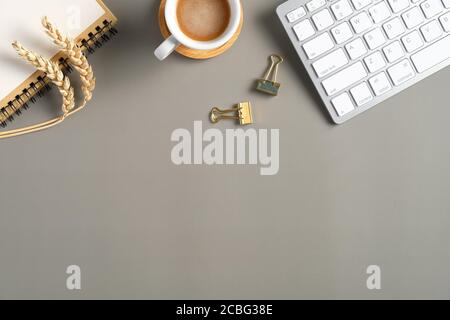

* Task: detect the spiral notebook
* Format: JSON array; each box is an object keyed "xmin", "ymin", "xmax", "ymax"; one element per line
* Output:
[{"xmin": 0, "ymin": 0, "xmax": 117, "ymax": 128}]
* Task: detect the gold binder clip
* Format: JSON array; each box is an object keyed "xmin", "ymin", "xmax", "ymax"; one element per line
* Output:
[
  {"xmin": 210, "ymin": 102, "xmax": 253, "ymax": 125},
  {"xmin": 256, "ymin": 54, "xmax": 284, "ymax": 96}
]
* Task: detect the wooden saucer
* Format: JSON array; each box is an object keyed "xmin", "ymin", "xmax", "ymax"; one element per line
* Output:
[{"xmin": 158, "ymin": 0, "xmax": 243, "ymax": 59}]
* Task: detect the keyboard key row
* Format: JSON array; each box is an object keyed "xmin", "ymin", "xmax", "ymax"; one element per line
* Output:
[
  {"xmin": 327, "ymin": 58, "xmax": 416, "ymax": 103},
  {"xmin": 329, "ymin": 35, "xmax": 450, "ymax": 116},
  {"xmin": 289, "ymin": 0, "xmax": 448, "ymax": 31},
  {"xmin": 323, "ymin": 34, "xmax": 449, "ymax": 104},
  {"xmin": 303, "ymin": 12, "xmax": 448, "ymax": 63},
  {"xmin": 331, "ymin": 71, "xmax": 391, "ymax": 116},
  {"xmin": 287, "ymin": 0, "xmax": 445, "ymax": 24},
  {"xmin": 330, "ymin": 54, "xmax": 426, "ymax": 117},
  {"xmin": 331, "ymin": 71, "xmax": 389, "ymax": 116},
  {"xmin": 294, "ymin": 2, "xmax": 450, "ymax": 50},
  {"xmin": 298, "ymin": 10, "xmax": 449, "ymax": 60},
  {"xmin": 322, "ymin": 28, "xmax": 449, "ymax": 96}
]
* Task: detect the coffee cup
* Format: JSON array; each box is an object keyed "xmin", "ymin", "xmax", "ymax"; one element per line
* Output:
[{"xmin": 154, "ymin": 0, "xmax": 242, "ymax": 61}]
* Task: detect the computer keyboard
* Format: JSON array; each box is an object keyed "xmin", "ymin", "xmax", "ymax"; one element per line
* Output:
[{"xmin": 277, "ymin": 0, "xmax": 450, "ymax": 123}]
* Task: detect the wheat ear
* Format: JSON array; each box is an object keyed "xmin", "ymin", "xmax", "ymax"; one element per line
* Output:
[
  {"xmin": 42, "ymin": 16, "xmax": 95, "ymax": 108},
  {"xmin": 12, "ymin": 41, "xmax": 75, "ymax": 114}
]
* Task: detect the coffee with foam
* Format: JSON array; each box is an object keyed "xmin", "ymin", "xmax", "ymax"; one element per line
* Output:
[{"xmin": 177, "ymin": 0, "xmax": 231, "ymax": 42}]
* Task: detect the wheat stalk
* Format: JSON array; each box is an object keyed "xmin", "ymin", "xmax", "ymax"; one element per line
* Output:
[
  {"xmin": 42, "ymin": 16, "xmax": 95, "ymax": 108},
  {"xmin": 12, "ymin": 41, "xmax": 75, "ymax": 114}
]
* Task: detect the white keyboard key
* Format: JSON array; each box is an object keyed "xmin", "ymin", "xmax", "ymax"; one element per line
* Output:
[
  {"xmin": 364, "ymin": 28, "xmax": 387, "ymax": 49},
  {"xmin": 383, "ymin": 17, "xmax": 406, "ymax": 39},
  {"xmin": 402, "ymin": 31, "xmax": 424, "ymax": 52},
  {"xmin": 331, "ymin": 22, "xmax": 354, "ymax": 44},
  {"xmin": 369, "ymin": 72, "xmax": 392, "ymax": 96},
  {"xmin": 411, "ymin": 35, "xmax": 450, "ymax": 72},
  {"xmin": 312, "ymin": 48, "xmax": 349, "ymax": 78},
  {"xmin": 294, "ymin": 19, "xmax": 316, "ymax": 41},
  {"xmin": 331, "ymin": 92, "xmax": 355, "ymax": 117},
  {"xmin": 345, "ymin": 38, "xmax": 368, "ymax": 59},
  {"xmin": 402, "ymin": 7, "xmax": 425, "ymax": 29},
  {"xmin": 387, "ymin": 59, "xmax": 415, "ymax": 86},
  {"xmin": 331, "ymin": 0, "xmax": 354, "ymax": 20},
  {"xmin": 322, "ymin": 62, "xmax": 368, "ymax": 95},
  {"xmin": 383, "ymin": 41, "xmax": 405, "ymax": 62},
  {"xmin": 364, "ymin": 51, "xmax": 386, "ymax": 72},
  {"xmin": 421, "ymin": 0, "xmax": 444, "ymax": 18},
  {"xmin": 312, "ymin": 9, "xmax": 335, "ymax": 31},
  {"xmin": 350, "ymin": 12, "xmax": 373, "ymax": 33},
  {"xmin": 351, "ymin": 0, "xmax": 373, "ymax": 10},
  {"xmin": 303, "ymin": 32, "xmax": 335, "ymax": 59},
  {"xmin": 350, "ymin": 82, "xmax": 373, "ymax": 106},
  {"xmin": 387, "ymin": 0, "xmax": 410, "ymax": 13},
  {"xmin": 420, "ymin": 20, "xmax": 443, "ymax": 42},
  {"xmin": 440, "ymin": 12, "xmax": 450, "ymax": 31},
  {"xmin": 369, "ymin": 2, "xmax": 392, "ymax": 24},
  {"xmin": 443, "ymin": 0, "xmax": 450, "ymax": 8},
  {"xmin": 307, "ymin": 0, "xmax": 327, "ymax": 12},
  {"xmin": 287, "ymin": 7, "xmax": 307, "ymax": 23}
]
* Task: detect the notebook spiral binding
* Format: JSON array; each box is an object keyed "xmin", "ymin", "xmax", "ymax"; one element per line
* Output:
[{"xmin": 0, "ymin": 19, "xmax": 118, "ymax": 128}]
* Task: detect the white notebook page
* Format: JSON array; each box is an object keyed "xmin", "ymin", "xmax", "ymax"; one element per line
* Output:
[{"xmin": 0, "ymin": 0, "xmax": 106, "ymax": 100}]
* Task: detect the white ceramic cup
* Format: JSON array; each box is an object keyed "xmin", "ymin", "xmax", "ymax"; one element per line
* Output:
[{"xmin": 154, "ymin": 0, "xmax": 241, "ymax": 61}]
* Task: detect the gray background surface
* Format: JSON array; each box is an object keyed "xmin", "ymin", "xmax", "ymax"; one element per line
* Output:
[{"xmin": 1, "ymin": 0, "xmax": 450, "ymax": 299}]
